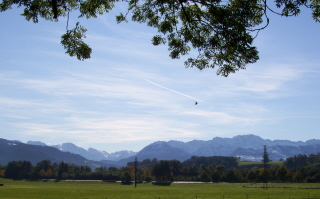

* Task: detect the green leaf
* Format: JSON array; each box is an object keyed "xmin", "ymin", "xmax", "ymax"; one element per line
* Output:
[{"xmin": 61, "ymin": 22, "xmax": 92, "ymax": 60}]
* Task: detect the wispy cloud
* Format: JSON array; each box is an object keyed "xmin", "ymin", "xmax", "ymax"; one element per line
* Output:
[
  {"xmin": 2, "ymin": 8, "xmax": 320, "ymax": 152},
  {"xmin": 1, "ymin": 59, "xmax": 311, "ymax": 145},
  {"xmin": 10, "ymin": 114, "xmax": 201, "ymax": 145}
]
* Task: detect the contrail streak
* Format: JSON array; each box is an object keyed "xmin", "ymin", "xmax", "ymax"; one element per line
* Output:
[{"xmin": 145, "ymin": 79, "xmax": 204, "ymax": 103}]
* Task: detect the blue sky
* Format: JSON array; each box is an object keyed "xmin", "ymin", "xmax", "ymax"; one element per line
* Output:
[{"xmin": 1, "ymin": 4, "xmax": 320, "ymax": 152}]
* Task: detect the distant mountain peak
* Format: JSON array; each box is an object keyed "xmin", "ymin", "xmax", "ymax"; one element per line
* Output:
[
  {"xmin": 27, "ymin": 141, "xmax": 47, "ymax": 146},
  {"xmin": 136, "ymin": 141, "xmax": 190, "ymax": 161}
]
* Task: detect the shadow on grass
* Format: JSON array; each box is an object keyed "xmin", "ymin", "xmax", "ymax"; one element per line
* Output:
[
  {"xmin": 121, "ymin": 182, "xmax": 133, "ymax": 185},
  {"xmin": 152, "ymin": 181, "xmax": 172, "ymax": 186}
]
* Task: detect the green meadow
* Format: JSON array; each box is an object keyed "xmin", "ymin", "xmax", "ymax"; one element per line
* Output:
[
  {"xmin": 238, "ymin": 161, "xmax": 284, "ymax": 167},
  {"xmin": 0, "ymin": 178, "xmax": 319, "ymax": 199}
]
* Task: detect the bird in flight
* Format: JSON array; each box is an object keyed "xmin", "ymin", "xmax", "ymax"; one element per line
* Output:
[{"xmin": 195, "ymin": 102, "xmax": 198, "ymax": 105}]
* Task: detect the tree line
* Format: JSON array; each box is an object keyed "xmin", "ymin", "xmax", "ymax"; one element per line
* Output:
[{"xmin": 0, "ymin": 154, "xmax": 320, "ymax": 183}]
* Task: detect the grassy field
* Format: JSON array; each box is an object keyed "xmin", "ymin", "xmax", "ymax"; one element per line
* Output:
[
  {"xmin": 0, "ymin": 178, "xmax": 320, "ymax": 199},
  {"xmin": 238, "ymin": 161, "xmax": 284, "ymax": 166}
]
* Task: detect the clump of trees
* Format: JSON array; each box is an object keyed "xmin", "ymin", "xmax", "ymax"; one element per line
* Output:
[{"xmin": 1, "ymin": 154, "xmax": 320, "ymax": 183}]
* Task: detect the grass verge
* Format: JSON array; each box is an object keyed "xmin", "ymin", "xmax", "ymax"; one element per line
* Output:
[{"xmin": 0, "ymin": 178, "xmax": 319, "ymax": 199}]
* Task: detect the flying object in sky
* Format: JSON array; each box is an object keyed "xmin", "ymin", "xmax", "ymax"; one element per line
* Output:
[
  {"xmin": 145, "ymin": 79, "xmax": 204, "ymax": 103},
  {"xmin": 195, "ymin": 102, "xmax": 198, "ymax": 105}
]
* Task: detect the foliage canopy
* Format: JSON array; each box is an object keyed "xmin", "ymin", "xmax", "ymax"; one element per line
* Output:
[{"xmin": 1, "ymin": 0, "xmax": 319, "ymax": 76}]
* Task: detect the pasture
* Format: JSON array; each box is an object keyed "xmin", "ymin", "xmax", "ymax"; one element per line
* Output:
[
  {"xmin": 238, "ymin": 161, "xmax": 284, "ymax": 167},
  {"xmin": 0, "ymin": 178, "xmax": 319, "ymax": 199}
]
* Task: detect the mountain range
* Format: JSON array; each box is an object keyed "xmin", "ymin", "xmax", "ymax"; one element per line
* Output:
[
  {"xmin": 0, "ymin": 138, "xmax": 103, "ymax": 168},
  {"xmin": 25, "ymin": 141, "xmax": 137, "ymax": 162},
  {"xmin": 1, "ymin": 134, "xmax": 320, "ymax": 168}
]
